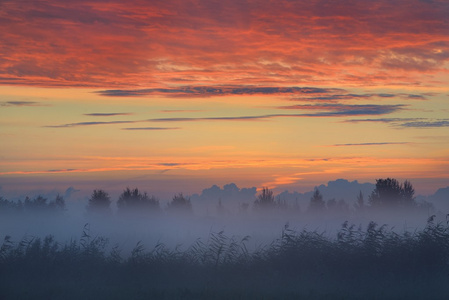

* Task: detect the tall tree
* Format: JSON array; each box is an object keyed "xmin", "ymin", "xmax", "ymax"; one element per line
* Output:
[
  {"xmin": 87, "ymin": 189, "xmax": 111, "ymax": 214},
  {"xmin": 309, "ymin": 189, "xmax": 325, "ymax": 212},
  {"xmin": 369, "ymin": 178, "xmax": 416, "ymax": 208},
  {"xmin": 167, "ymin": 193, "xmax": 192, "ymax": 213},
  {"xmin": 401, "ymin": 180, "xmax": 416, "ymax": 206},
  {"xmin": 117, "ymin": 188, "xmax": 160, "ymax": 214}
]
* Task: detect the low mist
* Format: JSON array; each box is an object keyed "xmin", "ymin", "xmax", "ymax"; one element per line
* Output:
[{"xmin": 0, "ymin": 179, "xmax": 442, "ymax": 254}]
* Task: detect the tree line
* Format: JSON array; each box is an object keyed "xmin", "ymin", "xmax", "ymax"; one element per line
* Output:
[
  {"xmin": 254, "ymin": 178, "xmax": 430, "ymax": 213},
  {"xmin": 0, "ymin": 194, "xmax": 65, "ymax": 214},
  {"xmin": 0, "ymin": 178, "xmax": 433, "ymax": 216}
]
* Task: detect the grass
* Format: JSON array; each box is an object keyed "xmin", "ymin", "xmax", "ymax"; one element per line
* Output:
[{"xmin": 1, "ymin": 216, "xmax": 449, "ymax": 299}]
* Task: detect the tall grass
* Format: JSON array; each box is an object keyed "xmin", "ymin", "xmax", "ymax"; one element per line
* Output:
[{"xmin": 1, "ymin": 216, "xmax": 449, "ymax": 299}]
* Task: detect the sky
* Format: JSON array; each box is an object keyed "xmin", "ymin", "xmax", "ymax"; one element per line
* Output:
[{"xmin": 1, "ymin": 0, "xmax": 449, "ymax": 199}]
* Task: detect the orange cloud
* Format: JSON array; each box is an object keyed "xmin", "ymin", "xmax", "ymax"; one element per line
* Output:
[{"xmin": 0, "ymin": 0, "xmax": 448, "ymax": 88}]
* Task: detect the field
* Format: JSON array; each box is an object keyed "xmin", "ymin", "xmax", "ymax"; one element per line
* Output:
[{"xmin": 2, "ymin": 214, "xmax": 449, "ymax": 299}]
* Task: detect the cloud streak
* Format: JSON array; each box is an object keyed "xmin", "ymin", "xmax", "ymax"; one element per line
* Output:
[
  {"xmin": 401, "ymin": 120, "xmax": 449, "ymax": 128},
  {"xmin": 328, "ymin": 142, "xmax": 410, "ymax": 147},
  {"xmin": 278, "ymin": 104, "xmax": 405, "ymax": 115},
  {"xmin": 1, "ymin": 101, "xmax": 43, "ymax": 107},
  {"xmin": 121, "ymin": 127, "xmax": 181, "ymax": 130},
  {"xmin": 96, "ymin": 86, "xmax": 342, "ymax": 98},
  {"xmin": 45, "ymin": 103, "xmax": 404, "ymax": 128},
  {"xmin": 44, "ymin": 121, "xmax": 135, "ymax": 128},
  {"xmin": 96, "ymin": 86, "xmax": 430, "ymax": 101},
  {"xmin": 84, "ymin": 113, "xmax": 133, "ymax": 117},
  {"xmin": 344, "ymin": 118, "xmax": 449, "ymax": 128}
]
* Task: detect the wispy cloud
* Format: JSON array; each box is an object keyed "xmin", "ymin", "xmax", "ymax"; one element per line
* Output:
[
  {"xmin": 147, "ymin": 116, "xmax": 273, "ymax": 122},
  {"xmin": 344, "ymin": 118, "xmax": 449, "ymax": 128},
  {"xmin": 96, "ymin": 86, "xmax": 342, "ymax": 98},
  {"xmin": 1, "ymin": 101, "xmax": 43, "ymax": 107},
  {"xmin": 84, "ymin": 113, "xmax": 133, "ymax": 117},
  {"xmin": 45, "ymin": 121, "xmax": 135, "ymax": 128},
  {"xmin": 401, "ymin": 120, "xmax": 449, "ymax": 128},
  {"xmin": 148, "ymin": 107, "xmax": 403, "ymax": 123},
  {"xmin": 328, "ymin": 142, "xmax": 410, "ymax": 147},
  {"xmin": 344, "ymin": 118, "xmax": 423, "ymax": 124},
  {"xmin": 290, "ymin": 93, "xmax": 427, "ymax": 102},
  {"xmin": 160, "ymin": 110, "xmax": 204, "ymax": 113},
  {"xmin": 121, "ymin": 127, "xmax": 180, "ymax": 131},
  {"xmin": 45, "ymin": 103, "xmax": 404, "ymax": 128},
  {"xmin": 278, "ymin": 104, "xmax": 405, "ymax": 115}
]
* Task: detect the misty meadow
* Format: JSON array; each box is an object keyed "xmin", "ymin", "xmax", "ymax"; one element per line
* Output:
[{"xmin": 2, "ymin": 178, "xmax": 449, "ymax": 299}]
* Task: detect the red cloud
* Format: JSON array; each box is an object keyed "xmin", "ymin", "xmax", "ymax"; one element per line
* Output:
[{"xmin": 1, "ymin": 0, "xmax": 448, "ymax": 88}]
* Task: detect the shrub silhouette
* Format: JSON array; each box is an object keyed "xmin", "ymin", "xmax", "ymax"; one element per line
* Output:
[
  {"xmin": 86, "ymin": 189, "xmax": 111, "ymax": 214},
  {"xmin": 1, "ymin": 195, "xmax": 65, "ymax": 215},
  {"xmin": 117, "ymin": 187, "xmax": 160, "ymax": 214},
  {"xmin": 0, "ymin": 197, "xmax": 21, "ymax": 214},
  {"xmin": 369, "ymin": 178, "xmax": 416, "ymax": 208},
  {"xmin": 254, "ymin": 187, "xmax": 275, "ymax": 210},
  {"xmin": 308, "ymin": 188, "xmax": 325, "ymax": 212},
  {"xmin": 167, "ymin": 193, "xmax": 192, "ymax": 213},
  {"xmin": 23, "ymin": 195, "xmax": 65, "ymax": 213}
]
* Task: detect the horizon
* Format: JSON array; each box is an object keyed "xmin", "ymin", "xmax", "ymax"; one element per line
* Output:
[
  {"xmin": 1, "ymin": 0, "xmax": 448, "ymax": 205},
  {"xmin": 1, "ymin": 177, "xmax": 447, "ymax": 205}
]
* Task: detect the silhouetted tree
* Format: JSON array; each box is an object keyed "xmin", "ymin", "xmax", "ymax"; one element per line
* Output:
[
  {"xmin": 22, "ymin": 195, "xmax": 65, "ymax": 213},
  {"xmin": 369, "ymin": 178, "xmax": 416, "ymax": 208},
  {"xmin": 87, "ymin": 190, "xmax": 111, "ymax": 214},
  {"xmin": 0, "ymin": 197, "xmax": 20, "ymax": 214},
  {"xmin": 167, "ymin": 193, "xmax": 192, "ymax": 213},
  {"xmin": 49, "ymin": 194, "xmax": 65, "ymax": 211},
  {"xmin": 401, "ymin": 180, "xmax": 415, "ymax": 206},
  {"xmin": 254, "ymin": 187, "xmax": 275, "ymax": 210},
  {"xmin": 309, "ymin": 189, "xmax": 325, "ymax": 212},
  {"xmin": 354, "ymin": 191, "xmax": 365, "ymax": 212},
  {"xmin": 117, "ymin": 188, "xmax": 160, "ymax": 214}
]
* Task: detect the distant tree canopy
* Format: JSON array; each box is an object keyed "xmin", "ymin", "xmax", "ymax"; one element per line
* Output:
[
  {"xmin": 0, "ymin": 195, "xmax": 65, "ymax": 214},
  {"xmin": 309, "ymin": 189, "xmax": 325, "ymax": 212},
  {"xmin": 167, "ymin": 193, "xmax": 192, "ymax": 213},
  {"xmin": 369, "ymin": 178, "xmax": 416, "ymax": 208},
  {"xmin": 87, "ymin": 189, "xmax": 111, "ymax": 214},
  {"xmin": 25, "ymin": 195, "xmax": 66, "ymax": 212},
  {"xmin": 117, "ymin": 188, "xmax": 160, "ymax": 213},
  {"xmin": 254, "ymin": 187, "xmax": 275, "ymax": 210},
  {"xmin": 0, "ymin": 197, "xmax": 21, "ymax": 214}
]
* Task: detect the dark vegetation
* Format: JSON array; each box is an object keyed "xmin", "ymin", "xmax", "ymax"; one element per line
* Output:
[
  {"xmin": 0, "ymin": 178, "xmax": 432, "ymax": 217},
  {"xmin": 1, "ymin": 178, "xmax": 448, "ymax": 299},
  {"xmin": 116, "ymin": 187, "xmax": 160, "ymax": 215},
  {"xmin": 2, "ymin": 217, "xmax": 449, "ymax": 299},
  {"xmin": 0, "ymin": 194, "xmax": 65, "ymax": 214}
]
